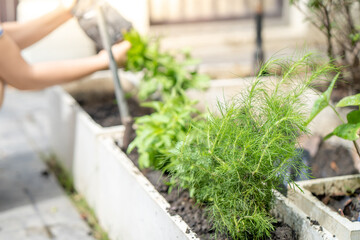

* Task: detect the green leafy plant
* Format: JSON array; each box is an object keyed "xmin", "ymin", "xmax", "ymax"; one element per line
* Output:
[
  {"xmin": 125, "ymin": 30, "xmax": 209, "ymax": 169},
  {"xmin": 124, "ymin": 30, "xmax": 209, "ymax": 100},
  {"xmin": 127, "ymin": 91, "xmax": 199, "ymax": 169},
  {"xmin": 306, "ymin": 73, "xmax": 360, "ymax": 156},
  {"xmin": 290, "ymin": 0, "xmax": 360, "ymax": 91},
  {"xmin": 167, "ymin": 55, "xmax": 336, "ymax": 239}
]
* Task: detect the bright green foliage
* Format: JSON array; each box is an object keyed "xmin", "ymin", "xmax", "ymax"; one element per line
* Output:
[
  {"xmin": 336, "ymin": 93, "xmax": 360, "ymax": 107},
  {"xmin": 127, "ymin": 91, "xmax": 199, "ymax": 169},
  {"xmin": 324, "ymin": 123, "xmax": 360, "ymax": 141},
  {"xmin": 308, "ymin": 78, "xmax": 360, "ymax": 145},
  {"xmin": 346, "ymin": 110, "xmax": 360, "ymax": 124},
  {"xmin": 125, "ymin": 29, "xmax": 209, "ymax": 169},
  {"xmin": 168, "ymin": 55, "xmax": 334, "ymax": 239},
  {"xmin": 124, "ymin": 30, "xmax": 209, "ymax": 100},
  {"xmin": 306, "ymin": 72, "xmax": 340, "ymax": 125}
]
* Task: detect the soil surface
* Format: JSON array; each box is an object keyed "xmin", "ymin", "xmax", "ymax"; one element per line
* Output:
[
  {"xmin": 310, "ymin": 142, "xmax": 359, "ymax": 178},
  {"xmin": 314, "ymin": 188, "xmax": 360, "ymax": 222},
  {"xmin": 75, "ymin": 92, "xmax": 152, "ymax": 127},
  {"xmin": 76, "ymin": 92, "xmax": 296, "ymax": 239}
]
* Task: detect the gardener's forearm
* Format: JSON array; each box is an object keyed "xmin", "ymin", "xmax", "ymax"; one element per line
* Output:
[
  {"xmin": 15, "ymin": 42, "xmax": 131, "ymax": 90},
  {"xmin": 26, "ymin": 56, "xmax": 109, "ymax": 89},
  {"xmin": 4, "ymin": 56, "xmax": 109, "ymax": 91},
  {"xmin": 0, "ymin": 26, "xmax": 130, "ymax": 90},
  {"xmin": 2, "ymin": 6, "xmax": 72, "ymax": 49},
  {"xmin": 0, "ymin": 33, "xmax": 106, "ymax": 90}
]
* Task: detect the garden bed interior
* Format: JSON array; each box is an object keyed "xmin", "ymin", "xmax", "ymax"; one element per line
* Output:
[{"xmin": 288, "ymin": 175, "xmax": 360, "ymax": 240}]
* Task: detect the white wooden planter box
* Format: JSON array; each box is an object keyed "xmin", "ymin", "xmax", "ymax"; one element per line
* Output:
[
  {"xmin": 46, "ymin": 84, "xmax": 199, "ymax": 239},
  {"xmin": 288, "ymin": 175, "xmax": 360, "ymax": 240},
  {"xmin": 272, "ymin": 191, "xmax": 336, "ymax": 240},
  {"xmin": 47, "ymin": 69, "xmax": 140, "ymax": 170},
  {"xmin": 46, "ymin": 70, "xmax": 139, "ymax": 205},
  {"xmin": 95, "ymin": 135, "xmax": 198, "ymax": 240},
  {"xmin": 92, "ymin": 133, "xmax": 335, "ymax": 240},
  {"xmin": 47, "ymin": 75, "xmax": 335, "ymax": 239},
  {"xmin": 47, "ymin": 85, "xmax": 125, "ymax": 207}
]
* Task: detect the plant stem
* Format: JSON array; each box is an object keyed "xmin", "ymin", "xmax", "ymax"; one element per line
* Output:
[
  {"xmin": 329, "ymin": 104, "xmax": 346, "ymax": 123},
  {"xmin": 329, "ymin": 105, "xmax": 360, "ymax": 158},
  {"xmin": 322, "ymin": 4, "xmax": 334, "ymax": 60},
  {"xmin": 353, "ymin": 140, "xmax": 360, "ymax": 158}
]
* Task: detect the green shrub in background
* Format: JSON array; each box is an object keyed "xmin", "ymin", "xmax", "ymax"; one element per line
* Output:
[
  {"xmin": 290, "ymin": 0, "xmax": 360, "ymax": 92},
  {"xmin": 124, "ymin": 30, "xmax": 209, "ymax": 101},
  {"xmin": 167, "ymin": 54, "xmax": 338, "ymax": 239}
]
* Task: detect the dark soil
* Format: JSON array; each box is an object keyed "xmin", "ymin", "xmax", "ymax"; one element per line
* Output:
[
  {"xmin": 77, "ymin": 93, "xmax": 296, "ymax": 240},
  {"xmin": 314, "ymin": 188, "xmax": 360, "ymax": 222},
  {"xmin": 75, "ymin": 92, "xmax": 152, "ymax": 127},
  {"xmin": 310, "ymin": 142, "xmax": 359, "ymax": 179}
]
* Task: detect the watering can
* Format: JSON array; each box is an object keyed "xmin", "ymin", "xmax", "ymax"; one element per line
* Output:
[{"xmin": 74, "ymin": 0, "xmax": 134, "ymax": 149}]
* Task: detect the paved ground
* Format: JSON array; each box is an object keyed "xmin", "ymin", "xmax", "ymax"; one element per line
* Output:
[{"xmin": 0, "ymin": 88, "xmax": 94, "ymax": 240}]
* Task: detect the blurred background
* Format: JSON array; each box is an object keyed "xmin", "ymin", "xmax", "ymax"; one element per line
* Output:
[{"xmin": 0, "ymin": 0, "xmax": 325, "ymax": 78}]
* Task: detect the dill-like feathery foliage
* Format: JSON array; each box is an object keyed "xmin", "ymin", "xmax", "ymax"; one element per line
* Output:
[{"xmin": 167, "ymin": 54, "xmax": 337, "ymax": 239}]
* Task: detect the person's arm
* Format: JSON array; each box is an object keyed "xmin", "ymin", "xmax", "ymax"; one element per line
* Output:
[
  {"xmin": 0, "ymin": 31, "xmax": 131, "ymax": 90},
  {"xmin": 2, "ymin": 6, "xmax": 73, "ymax": 49}
]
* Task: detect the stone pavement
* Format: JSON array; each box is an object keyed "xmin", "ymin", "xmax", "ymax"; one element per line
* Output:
[{"xmin": 0, "ymin": 88, "xmax": 94, "ymax": 240}]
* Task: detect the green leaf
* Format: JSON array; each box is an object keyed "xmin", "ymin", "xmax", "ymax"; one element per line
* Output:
[
  {"xmin": 162, "ymin": 135, "xmax": 172, "ymax": 147},
  {"xmin": 127, "ymin": 140, "xmax": 137, "ymax": 153},
  {"xmin": 330, "ymin": 123, "xmax": 360, "ymax": 140},
  {"xmin": 141, "ymin": 101, "xmax": 162, "ymax": 111},
  {"xmin": 336, "ymin": 93, "xmax": 360, "ymax": 107},
  {"xmin": 306, "ymin": 73, "xmax": 340, "ymax": 125},
  {"xmin": 323, "ymin": 132, "xmax": 334, "ymax": 140},
  {"xmin": 139, "ymin": 152, "xmax": 150, "ymax": 169},
  {"xmin": 347, "ymin": 110, "xmax": 360, "ymax": 124},
  {"xmin": 151, "ymin": 114, "xmax": 170, "ymax": 123}
]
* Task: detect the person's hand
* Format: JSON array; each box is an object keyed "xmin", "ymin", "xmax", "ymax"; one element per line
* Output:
[
  {"xmin": 98, "ymin": 40, "xmax": 131, "ymax": 67},
  {"xmin": 61, "ymin": 0, "xmax": 97, "ymax": 15},
  {"xmin": 60, "ymin": 0, "xmax": 77, "ymax": 12},
  {"xmin": 63, "ymin": 0, "xmax": 102, "ymax": 17}
]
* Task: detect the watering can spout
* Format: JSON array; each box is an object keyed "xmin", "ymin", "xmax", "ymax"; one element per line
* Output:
[{"xmin": 73, "ymin": 0, "xmax": 133, "ymax": 51}]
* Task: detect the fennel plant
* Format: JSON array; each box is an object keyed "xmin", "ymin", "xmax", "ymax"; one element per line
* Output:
[{"xmin": 168, "ymin": 54, "xmax": 337, "ymax": 239}]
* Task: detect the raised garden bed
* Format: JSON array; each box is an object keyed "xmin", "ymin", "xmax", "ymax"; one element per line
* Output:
[
  {"xmin": 288, "ymin": 174, "xmax": 360, "ymax": 240},
  {"xmin": 46, "ymin": 75, "xmax": 336, "ymax": 239},
  {"xmin": 46, "ymin": 69, "xmax": 140, "ymax": 207}
]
